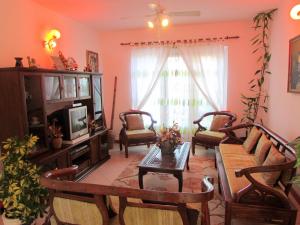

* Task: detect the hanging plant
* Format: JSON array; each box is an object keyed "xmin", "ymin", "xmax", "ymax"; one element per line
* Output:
[{"xmin": 241, "ymin": 8, "xmax": 277, "ymax": 123}]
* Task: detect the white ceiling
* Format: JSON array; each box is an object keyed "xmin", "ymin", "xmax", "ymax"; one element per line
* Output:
[{"xmin": 33, "ymin": 0, "xmax": 281, "ymax": 30}]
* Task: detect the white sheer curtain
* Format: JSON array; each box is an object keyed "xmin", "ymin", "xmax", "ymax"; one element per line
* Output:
[
  {"xmin": 131, "ymin": 46, "xmax": 170, "ymax": 109},
  {"xmin": 179, "ymin": 44, "xmax": 228, "ymax": 111},
  {"xmin": 130, "ymin": 44, "xmax": 228, "ymax": 140}
]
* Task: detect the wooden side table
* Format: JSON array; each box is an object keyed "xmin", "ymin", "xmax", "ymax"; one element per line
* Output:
[{"xmin": 138, "ymin": 142, "xmax": 190, "ymax": 192}]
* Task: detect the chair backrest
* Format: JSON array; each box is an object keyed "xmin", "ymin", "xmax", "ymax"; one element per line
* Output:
[
  {"xmin": 40, "ymin": 166, "xmax": 214, "ymax": 225},
  {"xmin": 194, "ymin": 111, "xmax": 237, "ymax": 134},
  {"xmin": 119, "ymin": 110, "xmax": 156, "ymax": 131}
]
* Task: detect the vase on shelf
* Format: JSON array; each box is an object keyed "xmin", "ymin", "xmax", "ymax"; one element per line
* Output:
[
  {"xmin": 52, "ymin": 137, "xmax": 63, "ymax": 149},
  {"xmin": 14, "ymin": 57, "xmax": 23, "ymax": 68}
]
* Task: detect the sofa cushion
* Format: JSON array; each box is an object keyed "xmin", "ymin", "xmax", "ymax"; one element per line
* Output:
[
  {"xmin": 243, "ymin": 127, "xmax": 262, "ymax": 153},
  {"xmin": 254, "ymin": 134, "xmax": 273, "ymax": 165},
  {"xmin": 210, "ymin": 115, "xmax": 229, "ymax": 131},
  {"xmin": 195, "ymin": 130, "xmax": 226, "ymax": 142},
  {"xmin": 219, "ymin": 144, "xmax": 266, "ymax": 197},
  {"xmin": 126, "ymin": 129, "xmax": 156, "ymax": 140},
  {"xmin": 219, "ymin": 143, "xmax": 249, "ymax": 156},
  {"xmin": 262, "ymin": 146, "xmax": 286, "ymax": 185},
  {"xmin": 126, "ymin": 114, "xmax": 144, "ymax": 130}
]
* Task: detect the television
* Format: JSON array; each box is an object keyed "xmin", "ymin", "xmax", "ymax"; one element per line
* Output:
[{"xmin": 63, "ymin": 106, "xmax": 89, "ymax": 141}]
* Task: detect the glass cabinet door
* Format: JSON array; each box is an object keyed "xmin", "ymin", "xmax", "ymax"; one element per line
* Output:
[
  {"xmin": 92, "ymin": 76, "xmax": 102, "ymax": 120},
  {"xmin": 44, "ymin": 76, "xmax": 61, "ymax": 101},
  {"xmin": 63, "ymin": 76, "xmax": 77, "ymax": 99},
  {"xmin": 78, "ymin": 76, "xmax": 90, "ymax": 98}
]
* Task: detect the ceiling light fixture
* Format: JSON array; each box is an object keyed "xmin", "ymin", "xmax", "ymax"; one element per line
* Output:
[
  {"xmin": 147, "ymin": 17, "xmax": 169, "ymax": 29},
  {"xmin": 148, "ymin": 21, "xmax": 155, "ymax": 29},
  {"xmin": 161, "ymin": 18, "xmax": 169, "ymax": 27},
  {"xmin": 290, "ymin": 4, "xmax": 300, "ymax": 20}
]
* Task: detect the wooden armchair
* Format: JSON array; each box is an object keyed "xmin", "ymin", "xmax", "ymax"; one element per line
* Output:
[
  {"xmin": 119, "ymin": 110, "xmax": 157, "ymax": 158},
  {"xmin": 40, "ymin": 166, "xmax": 215, "ymax": 225},
  {"xmin": 192, "ymin": 111, "xmax": 236, "ymax": 155}
]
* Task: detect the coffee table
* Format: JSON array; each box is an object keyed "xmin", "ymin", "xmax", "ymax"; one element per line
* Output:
[{"xmin": 138, "ymin": 142, "xmax": 190, "ymax": 192}]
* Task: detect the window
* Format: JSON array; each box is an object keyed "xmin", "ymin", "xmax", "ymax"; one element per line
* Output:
[{"xmin": 131, "ymin": 45, "xmax": 228, "ymax": 140}]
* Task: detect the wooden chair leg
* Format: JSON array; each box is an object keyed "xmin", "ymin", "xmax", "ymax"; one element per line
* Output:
[
  {"xmin": 201, "ymin": 202, "xmax": 210, "ymax": 225},
  {"xmin": 192, "ymin": 138, "xmax": 196, "ymax": 155},
  {"xmin": 224, "ymin": 202, "xmax": 231, "ymax": 225},
  {"xmin": 147, "ymin": 143, "xmax": 150, "ymax": 148},
  {"xmin": 125, "ymin": 142, "xmax": 129, "ymax": 158},
  {"xmin": 119, "ymin": 133, "xmax": 123, "ymax": 151}
]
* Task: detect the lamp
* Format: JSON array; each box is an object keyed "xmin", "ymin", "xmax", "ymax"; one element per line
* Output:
[
  {"xmin": 290, "ymin": 4, "xmax": 300, "ymax": 20},
  {"xmin": 147, "ymin": 17, "xmax": 169, "ymax": 29},
  {"xmin": 44, "ymin": 29, "xmax": 61, "ymax": 51}
]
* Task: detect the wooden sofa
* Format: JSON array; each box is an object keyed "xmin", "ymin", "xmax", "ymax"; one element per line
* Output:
[
  {"xmin": 216, "ymin": 123, "xmax": 297, "ymax": 225},
  {"xmin": 40, "ymin": 166, "xmax": 214, "ymax": 225}
]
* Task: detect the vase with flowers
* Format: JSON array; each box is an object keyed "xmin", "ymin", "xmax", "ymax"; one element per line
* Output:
[
  {"xmin": 48, "ymin": 118, "xmax": 63, "ymax": 149},
  {"xmin": 157, "ymin": 122, "xmax": 183, "ymax": 155}
]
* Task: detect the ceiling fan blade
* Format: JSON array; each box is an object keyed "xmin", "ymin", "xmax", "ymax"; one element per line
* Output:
[
  {"xmin": 120, "ymin": 14, "xmax": 155, "ymax": 20},
  {"xmin": 168, "ymin": 11, "xmax": 201, "ymax": 17}
]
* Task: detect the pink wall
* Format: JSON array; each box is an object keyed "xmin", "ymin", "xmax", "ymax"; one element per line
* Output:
[
  {"xmin": 267, "ymin": 1, "xmax": 300, "ymax": 141},
  {"xmin": 99, "ymin": 21, "xmax": 257, "ymax": 135},
  {"xmin": 0, "ymin": 0, "xmax": 101, "ymax": 70}
]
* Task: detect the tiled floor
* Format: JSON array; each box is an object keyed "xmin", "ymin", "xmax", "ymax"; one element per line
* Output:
[{"xmin": 1, "ymin": 144, "xmax": 300, "ymax": 225}]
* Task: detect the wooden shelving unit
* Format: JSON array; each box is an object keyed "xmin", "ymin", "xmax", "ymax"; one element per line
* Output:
[{"xmin": 0, "ymin": 67, "xmax": 109, "ymax": 179}]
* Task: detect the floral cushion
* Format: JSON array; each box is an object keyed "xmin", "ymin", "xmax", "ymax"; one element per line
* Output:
[
  {"xmin": 243, "ymin": 127, "xmax": 262, "ymax": 153},
  {"xmin": 254, "ymin": 134, "xmax": 273, "ymax": 165},
  {"xmin": 126, "ymin": 114, "xmax": 144, "ymax": 130},
  {"xmin": 210, "ymin": 115, "xmax": 229, "ymax": 131},
  {"xmin": 262, "ymin": 146, "xmax": 286, "ymax": 185}
]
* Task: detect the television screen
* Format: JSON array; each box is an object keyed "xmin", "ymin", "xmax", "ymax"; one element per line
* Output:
[
  {"xmin": 65, "ymin": 106, "xmax": 89, "ymax": 140},
  {"xmin": 70, "ymin": 107, "xmax": 87, "ymax": 133}
]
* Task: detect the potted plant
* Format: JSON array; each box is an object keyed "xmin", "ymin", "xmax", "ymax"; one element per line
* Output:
[
  {"xmin": 157, "ymin": 122, "xmax": 183, "ymax": 155},
  {"xmin": 48, "ymin": 118, "xmax": 63, "ymax": 149},
  {"xmin": 0, "ymin": 135, "xmax": 48, "ymax": 225}
]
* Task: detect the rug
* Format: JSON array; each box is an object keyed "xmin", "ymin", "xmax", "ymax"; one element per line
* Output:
[{"xmin": 111, "ymin": 148, "xmax": 225, "ymax": 225}]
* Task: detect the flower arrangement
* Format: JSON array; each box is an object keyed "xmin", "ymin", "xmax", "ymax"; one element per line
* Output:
[
  {"xmin": 157, "ymin": 122, "xmax": 183, "ymax": 154},
  {"xmin": 48, "ymin": 118, "xmax": 63, "ymax": 138},
  {"xmin": 0, "ymin": 135, "xmax": 48, "ymax": 224}
]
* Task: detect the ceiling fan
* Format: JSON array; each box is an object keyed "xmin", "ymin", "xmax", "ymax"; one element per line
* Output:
[
  {"xmin": 122, "ymin": 2, "xmax": 201, "ymax": 29},
  {"xmin": 147, "ymin": 3, "xmax": 201, "ymax": 28}
]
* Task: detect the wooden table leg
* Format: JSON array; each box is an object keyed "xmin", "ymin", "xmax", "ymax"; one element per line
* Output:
[
  {"xmin": 187, "ymin": 149, "xmax": 190, "ymax": 171},
  {"xmin": 138, "ymin": 169, "xmax": 147, "ymax": 189},
  {"xmin": 173, "ymin": 172, "xmax": 183, "ymax": 192}
]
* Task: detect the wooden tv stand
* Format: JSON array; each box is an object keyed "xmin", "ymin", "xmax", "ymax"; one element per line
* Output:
[
  {"xmin": 31, "ymin": 129, "xmax": 110, "ymax": 180},
  {"xmin": 0, "ymin": 67, "xmax": 109, "ymax": 179}
]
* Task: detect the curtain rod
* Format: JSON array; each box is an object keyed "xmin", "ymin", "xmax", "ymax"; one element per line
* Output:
[{"xmin": 120, "ymin": 35, "xmax": 240, "ymax": 46}]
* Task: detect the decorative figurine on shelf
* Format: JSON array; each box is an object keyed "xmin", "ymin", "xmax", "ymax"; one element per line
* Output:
[
  {"xmin": 48, "ymin": 118, "xmax": 63, "ymax": 149},
  {"xmin": 27, "ymin": 56, "xmax": 38, "ymax": 68},
  {"xmin": 157, "ymin": 121, "xmax": 183, "ymax": 155},
  {"xmin": 14, "ymin": 57, "xmax": 23, "ymax": 68},
  {"xmin": 84, "ymin": 64, "xmax": 92, "ymax": 72},
  {"xmin": 58, "ymin": 51, "xmax": 78, "ymax": 71}
]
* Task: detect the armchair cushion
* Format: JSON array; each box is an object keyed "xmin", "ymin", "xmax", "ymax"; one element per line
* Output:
[
  {"xmin": 210, "ymin": 115, "xmax": 230, "ymax": 131},
  {"xmin": 254, "ymin": 134, "xmax": 273, "ymax": 165},
  {"xmin": 126, "ymin": 129, "xmax": 156, "ymax": 140},
  {"xmin": 262, "ymin": 146, "xmax": 286, "ymax": 185},
  {"xmin": 195, "ymin": 130, "xmax": 226, "ymax": 142},
  {"xmin": 126, "ymin": 114, "xmax": 144, "ymax": 130},
  {"xmin": 243, "ymin": 127, "xmax": 262, "ymax": 153}
]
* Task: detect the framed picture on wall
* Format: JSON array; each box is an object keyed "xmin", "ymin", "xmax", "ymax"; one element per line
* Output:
[
  {"xmin": 86, "ymin": 50, "xmax": 99, "ymax": 72},
  {"xmin": 288, "ymin": 35, "xmax": 300, "ymax": 93}
]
